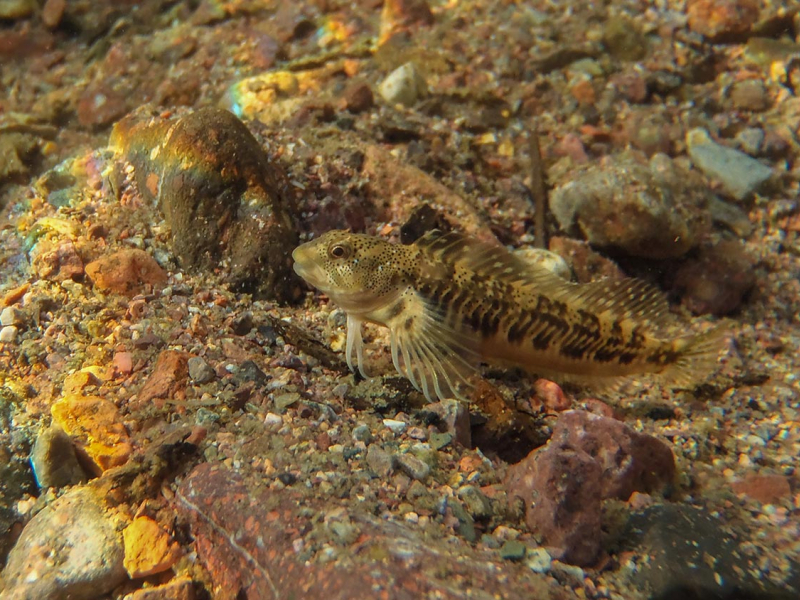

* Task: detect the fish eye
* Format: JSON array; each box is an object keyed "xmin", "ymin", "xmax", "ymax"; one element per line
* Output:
[{"xmin": 328, "ymin": 243, "xmax": 351, "ymax": 259}]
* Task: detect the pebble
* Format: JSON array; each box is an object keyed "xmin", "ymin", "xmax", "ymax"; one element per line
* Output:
[
  {"xmin": 686, "ymin": 0, "xmax": 759, "ymax": 40},
  {"xmin": 728, "ymin": 79, "xmax": 769, "ymax": 112},
  {"xmin": 499, "ymin": 539, "xmax": 527, "ymax": 561},
  {"xmin": 526, "ymin": 547, "xmax": 552, "ymax": 574},
  {"xmin": 366, "ymin": 444, "xmax": 394, "ymax": 477},
  {"xmin": 122, "ymin": 516, "xmax": 181, "ymax": 578},
  {"xmin": 30, "ymin": 425, "xmax": 87, "ymax": 488},
  {"xmin": 137, "ymin": 350, "xmax": 189, "ymax": 409},
  {"xmin": 121, "ymin": 577, "xmax": 195, "ymax": 600},
  {"xmin": 0, "ymin": 0, "xmax": 35, "ymax": 20},
  {"xmin": 351, "ymin": 423, "xmax": 372, "ymax": 443},
  {"xmin": 735, "ymin": 127, "xmax": 765, "ymax": 156},
  {"xmin": 458, "ymin": 485, "xmax": 493, "ymax": 520},
  {"xmin": 85, "ymin": 248, "xmax": 168, "ymax": 296},
  {"xmin": 378, "ymin": 62, "xmax": 427, "ymax": 107},
  {"xmin": 395, "ymin": 453, "xmax": 431, "ymax": 481},
  {"xmin": 0, "ymin": 487, "xmax": 126, "ymax": 600},
  {"xmin": 686, "ymin": 128, "xmax": 772, "ymax": 201},
  {"xmin": 0, "ymin": 305, "xmax": 24, "ymax": 327},
  {"xmin": 342, "ymin": 81, "xmax": 374, "ymax": 113},
  {"xmin": 187, "ymin": 356, "xmax": 215, "ymax": 384},
  {"xmin": 426, "ymin": 399, "xmax": 471, "ymax": 447},
  {"xmin": 383, "ymin": 418, "xmax": 407, "ymax": 435},
  {"xmin": 0, "ymin": 326, "xmax": 17, "ymax": 343}
]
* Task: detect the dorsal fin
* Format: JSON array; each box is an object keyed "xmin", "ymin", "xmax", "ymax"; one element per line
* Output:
[{"xmin": 415, "ymin": 229, "xmax": 673, "ymax": 330}]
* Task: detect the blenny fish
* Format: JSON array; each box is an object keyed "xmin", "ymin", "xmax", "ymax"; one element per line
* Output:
[{"xmin": 292, "ymin": 229, "xmax": 724, "ymax": 402}]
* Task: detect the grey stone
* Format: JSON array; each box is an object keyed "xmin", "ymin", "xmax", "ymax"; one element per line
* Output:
[
  {"xmin": 427, "ymin": 399, "xmax": 471, "ymax": 447},
  {"xmin": 549, "ymin": 152, "xmax": 709, "ymax": 259},
  {"xmin": 626, "ymin": 504, "xmax": 799, "ymax": 600},
  {"xmin": 378, "ymin": 63, "xmax": 427, "ymax": 107},
  {"xmin": 526, "ymin": 547, "xmax": 552, "ymax": 574},
  {"xmin": 366, "ymin": 444, "xmax": 394, "ymax": 478},
  {"xmin": 0, "ymin": 487, "xmax": 126, "ymax": 600},
  {"xmin": 457, "ymin": 485, "xmax": 493, "ymax": 520},
  {"xmin": 687, "ymin": 128, "xmax": 773, "ymax": 201},
  {"xmin": 446, "ymin": 497, "xmax": 477, "ymax": 542},
  {"xmin": 735, "ymin": 127, "xmax": 765, "ymax": 156},
  {"xmin": 500, "ymin": 539, "xmax": 527, "ymax": 561},
  {"xmin": 351, "ymin": 423, "xmax": 372, "ymax": 444},
  {"xmin": 395, "ymin": 453, "xmax": 430, "ymax": 481},
  {"xmin": 30, "ymin": 426, "xmax": 86, "ymax": 489},
  {"xmin": 0, "ymin": 306, "xmax": 23, "ymax": 327},
  {"xmin": 187, "ymin": 356, "xmax": 215, "ymax": 384}
]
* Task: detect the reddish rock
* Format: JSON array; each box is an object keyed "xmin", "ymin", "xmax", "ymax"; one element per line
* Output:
[
  {"xmin": 137, "ymin": 350, "xmax": 189, "ymax": 409},
  {"xmin": 86, "ymin": 249, "xmax": 167, "ymax": 296},
  {"xmin": 506, "ymin": 440, "xmax": 603, "ymax": 566},
  {"xmin": 686, "ymin": 0, "xmax": 759, "ymax": 40},
  {"xmin": 175, "ymin": 463, "xmax": 568, "ymax": 600},
  {"xmin": 113, "ymin": 351, "xmax": 133, "ymax": 377},
  {"xmin": 672, "ymin": 240, "xmax": 756, "ymax": 316},
  {"xmin": 32, "ymin": 240, "xmax": 85, "ymax": 281},
  {"xmin": 342, "ymin": 81, "xmax": 374, "ymax": 113},
  {"xmin": 552, "ymin": 410, "xmax": 676, "ymax": 500},
  {"xmin": 730, "ymin": 474, "xmax": 791, "ymax": 505},
  {"xmin": 534, "ymin": 379, "xmax": 571, "ymax": 412}
]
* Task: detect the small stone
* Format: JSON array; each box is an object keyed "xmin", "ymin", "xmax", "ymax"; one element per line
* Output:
[
  {"xmin": 366, "ymin": 444, "xmax": 394, "ymax": 477},
  {"xmin": 41, "ymin": 0, "xmax": 66, "ymax": 29},
  {"xmin": 122, "ymin": 577, "xmax": 195, "ymax": 600},
  {"xmin": 514, "ymin": 248, "xmax": 571, "ymax": 280},
  {"xmin": 123, "ymin": 516, "xmax": 181, "ymax": 578},
  {"xmin": 603, "ymin": 16, "xmax": 647, "ymax": 61},
  {"xmin": 0, "ymin": 306, "xmax": 23, "ymax": 327},
  {"xmin": 351, "ymin": 423, "xmax": 372, "ymax": 443},
  {"xmin": 672, "ymin": 239, "xmax": 756, "ymax": 315},
  {"xmin": 31, "ymin": 240, "xmax": 85, "ymax": 282},
  {"xmin": 0, "ymin": 487, "xmax": 126, "ymax": 600},
  {"xmin": 342, "ymin": 81, "xmax": 374, "ymax": 113},
  {"xmin": 86, "ymin": 249, "xmax": 168, "ymax": 296},
  {"xmin": 457, "ymin": 485, "xmax": 493, "ymax": 520},
  {"xmin": 687, "ymin": 128, "xmax": 772, "ymax": 201},
  {"xmin": 379, "ymin": 0, "xmax": 434, "ymax": 45},
  {"xmin": 446, "ymin": 497, "xmax": 477, "ymax": 542},
  {"xmin": 233, "ymin": 360, "xmax": 268, "ymax": 386},
  {"xmin": 188, "ymin": 356, "xmax": 215, "ymax": 384},
  {"xmin": 395, "ymin": 453, "xmax": 430, "ymax": 481},
  {"xmin": 30, "ymin": 425, "xmax": 87, "ymax": 488},
  {"xmin": 526, "ymin": 547, "xmax": 552, "ymax": 573},
  {"xmin": 274, "ymin": 392, "xmax": 300, "ymax": 411},
  {"xmin": 499, "ymin": 539, "xmax": 527, "ymax": 561},
  {"xmin": 429, "ymin": 431, "xmax": 452, "ymax": 450},
  {"xmin": 137, "ymin": 350, "xmax": 189, "ymax": 409},
  {"xmin": 383, "ymin": 418, "xmax": 407, "ymax": 435},
  {"xmin": 378, "ymin": 62, "xmax": 427, "ymax": 107},
  {"xmin": 730, "ymin": 473, "xmax": 791, "ymax": 504},
  {"xmin": 735, "ymin": 127, "xmax": 765, "ymax": 156},
  {"xmin": 687, "ymin": 0, "xmax": 759, "ymax": 41},
  {"xmin": 534, "ymin": 379, "xmax": 571, "ymax": 412},
  {"xmin": 0, "ymin": 326, "xmax": 17, "ymax": 343},
  {"xmin": 51, "ymin": 394, "xmax": 133, "ymax": 475},
  {"xmin": 113, "ymin": 351, "xmax": 133, "ymax": 376},
  {"xmin": 728, "ymin": 79, "xmax": 769, "ymax": 112},
  {"xmin": 427, "ymin": 399, "xmax": 471, "ymax": 447}
]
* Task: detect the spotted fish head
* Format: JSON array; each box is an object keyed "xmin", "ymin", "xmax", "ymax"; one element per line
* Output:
[{"xmin": 292, "ymin": 230, "xmax": 415, "ymax": 314}]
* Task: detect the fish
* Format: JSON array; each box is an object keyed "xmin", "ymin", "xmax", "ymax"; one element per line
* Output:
[{"xmin": 292, "ymin": 229, "xmax": 725, "ymax": 402}]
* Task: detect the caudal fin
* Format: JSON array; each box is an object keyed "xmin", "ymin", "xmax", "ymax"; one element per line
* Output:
[{"xmin": 661, "ymin": 324, "xmax": 728, "ymax": 388}]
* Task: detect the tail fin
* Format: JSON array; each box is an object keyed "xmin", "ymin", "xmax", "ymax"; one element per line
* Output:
[{"xmin": 661, "ymin": 324, "xmax": 728, "ymax": 388}]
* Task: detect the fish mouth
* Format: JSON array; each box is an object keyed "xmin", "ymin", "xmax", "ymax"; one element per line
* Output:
[{"xmin": 292, "ymin": 246, "xmax": 329, "ymax": 291}]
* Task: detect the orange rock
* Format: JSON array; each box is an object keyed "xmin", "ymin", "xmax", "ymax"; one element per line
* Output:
[
  {"xmin": 51, "ymin": 394, "xmax": 132, "ymax": 475},
  {"xmin": 458, "ymin": 454, "xmax": 483, "ymax": 474},
  {"xmin": 86, "ymin": 249, "xmax": 167, "ymax": 296},
  {"xmin": 1, "ymin": 283, "xmax": 29, "ymax": 307},
  {"xmin": 123, "ymin": 516, "xmax": 181, "ymax": 578},
  {"xmin": 137, "ymin": 350, "xmax": 189, "ymax": 408},
  {"xmin": 534, "ymin": 379, "xmax": 571, "ymax": 412},
  {"xmin": 686, "ymin": 0, "xmax": 759, "ymax": 40},
  {"xmin": 62, "ymin": 370, "xmax": 101, "ymax": 395},
  {"xmin": 730, "ymin": 474, "xmax": 791, "ymax": 505},
  {"xmin": 125, "ymin": 577, "xmax": 195, "ymax": 600}
]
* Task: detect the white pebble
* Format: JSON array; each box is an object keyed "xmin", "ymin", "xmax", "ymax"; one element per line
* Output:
[
  {"xmin": 0, "ymin": 326, "xmax": 18, "ymax": 343},
  {"xmin": 383, "ymin": 419, "xmax": 407, "ymax": 435}
]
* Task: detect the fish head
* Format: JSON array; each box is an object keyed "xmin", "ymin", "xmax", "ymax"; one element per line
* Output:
[{"xmin": 292, "ymin": 230, "xmax": 413, "ymax": 314}]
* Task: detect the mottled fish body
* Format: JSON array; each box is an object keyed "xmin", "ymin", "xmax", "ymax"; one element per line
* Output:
[{"xmin": 292, "ymin": 229, "xmax": 724, "ymax": 402}]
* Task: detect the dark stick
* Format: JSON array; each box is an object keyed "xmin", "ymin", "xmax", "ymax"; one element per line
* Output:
[{"xmin": 528, "ymin": 128, "xmax": 548, "ymax": 249}]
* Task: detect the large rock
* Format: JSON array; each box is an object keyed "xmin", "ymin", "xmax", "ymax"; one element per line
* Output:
[
  {"xmin": 505, "ymin": 410, "xmax": 676, "ymax": 566},
  {"xmin": 110, "ymin": 107, "xmax": 301, "ymax": 303},
  {"xmin": 549, "ymin": 152, "xmax": 710, "ymax": 259},
  {"xmin": 0, "ymin": 487, "xmax": 126, "ymax": 600}
]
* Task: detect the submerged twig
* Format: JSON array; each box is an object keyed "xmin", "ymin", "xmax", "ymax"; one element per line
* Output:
[{"xmin": 527, "ymin": 126, "xmax": 548, "ymax": 249}]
